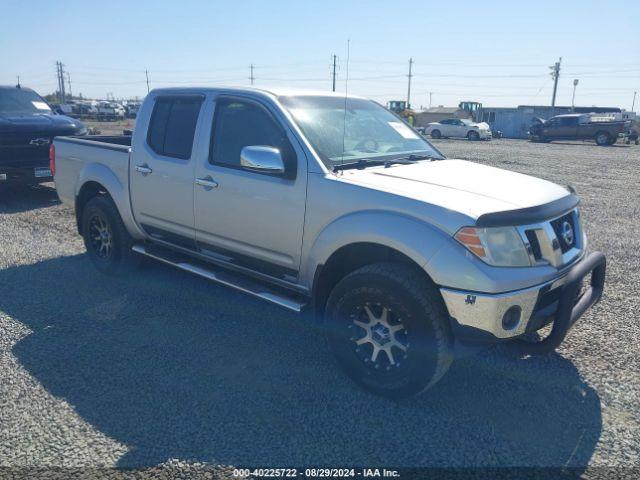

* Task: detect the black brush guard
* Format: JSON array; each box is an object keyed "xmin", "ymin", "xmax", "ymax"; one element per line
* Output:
[{"xmin": 517, "ymin": 251, "xmax": 606, "ymax": 355}]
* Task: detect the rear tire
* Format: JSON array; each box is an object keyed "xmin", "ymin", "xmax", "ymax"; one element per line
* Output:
[
  {"xmin": 595, "ymin": 131, "xmax": 611, "ymax": 146},
  {"xmin": 324, "ymin": 262, "xmax": 453, "ymax": 399},
  {"xmin": 81, "ymin": 195, "xmax": 140, "ymax": 275},
  {"xmin": 430, "ymin": 129, "xmax": 441, "ymax": 139}
]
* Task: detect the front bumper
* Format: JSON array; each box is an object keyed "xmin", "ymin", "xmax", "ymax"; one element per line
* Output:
[
  {"xmin": 0, "ymin": 160, "xmax": 52, "ymax": 184},
  {"xmin": 440, "ymin": 251, "xmax": 606, "ymax": 344}
]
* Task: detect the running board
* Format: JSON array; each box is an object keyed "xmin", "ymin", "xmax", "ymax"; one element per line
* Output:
[{"xmin": 132, "ymin": 244, "xmax": 307, "ymax": 312}]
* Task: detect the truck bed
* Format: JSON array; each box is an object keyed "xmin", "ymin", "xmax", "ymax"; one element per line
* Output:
[
  {"xmin": 55, "ymin": 135, "xmax": 132, "ymax": 149},
  {"xmin": 53, "ymin": 135, "xmax": 132, "ymax": 208}
]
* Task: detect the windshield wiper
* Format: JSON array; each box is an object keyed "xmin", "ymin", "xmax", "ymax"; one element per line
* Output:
[
  {"xmin": 333, "ymin": 159, "xmax": 386, "ymax": 172},
  {"xmin": 391, "ymin": 153, "xmax": 436, "ymax": 162},
  {"xmin": 332, "ymin": 154, "xmax": 436, "ymax": 172}
]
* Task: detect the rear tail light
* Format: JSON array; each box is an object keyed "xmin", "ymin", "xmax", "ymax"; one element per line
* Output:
[{"xmin": 49, "ymin": 144, "xmax": 56, "ymax": 177}]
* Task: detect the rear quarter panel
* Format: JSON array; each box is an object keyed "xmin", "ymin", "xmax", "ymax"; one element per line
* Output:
[{"xmin": 53, "ymin": 138, "xmax": 145, "ymax": 239}]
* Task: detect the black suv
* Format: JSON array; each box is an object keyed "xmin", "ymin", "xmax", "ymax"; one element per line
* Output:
[{"xmin": 0, "ymin": 86, "xmax": 87, "ymax": 185}]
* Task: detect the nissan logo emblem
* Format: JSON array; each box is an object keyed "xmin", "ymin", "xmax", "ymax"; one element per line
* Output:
[{"xmin": 561, "ymin": 221, "xmax": 574, "ymax": 247}]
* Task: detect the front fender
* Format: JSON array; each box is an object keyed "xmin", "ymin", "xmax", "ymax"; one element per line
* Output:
[
  {"xmin": 301, "ymin": 210, "xmax": 451, "ymax": 288},
  {"xmin": 76, "ymin": 162, "xmax": 145, "ymax": 239}
]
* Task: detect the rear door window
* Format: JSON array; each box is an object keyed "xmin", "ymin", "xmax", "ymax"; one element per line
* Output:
[
  {"xmin": 147, "ymin": 96, "xmax": 203, "ymax": 159},
  {"xmin": 560, "ymin": 117, "xmax": 578, "ymax": 127}
]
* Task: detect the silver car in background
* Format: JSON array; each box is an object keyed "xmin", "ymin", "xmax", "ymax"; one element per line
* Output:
[
  {"xmin": 51, "ymin": 87, "xmax": 605, "ymax": 399},
  {"xmin": 425, "ymin": 118, "xmax": 492, "ymax": 140}
]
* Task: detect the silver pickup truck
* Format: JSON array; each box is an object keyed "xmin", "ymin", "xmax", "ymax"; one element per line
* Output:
[{"xmin": 52, "ymin": 87, "xmax": 606, "ymax": 398}]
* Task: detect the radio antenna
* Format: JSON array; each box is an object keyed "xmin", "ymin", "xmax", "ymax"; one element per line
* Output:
[{"xmin": 339, "ymin": 39, "xmax": 350, "ymax": 171}]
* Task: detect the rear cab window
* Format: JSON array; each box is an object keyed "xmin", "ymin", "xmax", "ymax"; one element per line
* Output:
[{"xmin": 147, "ymin": 95, "xmax": 203, "ymax": 159}]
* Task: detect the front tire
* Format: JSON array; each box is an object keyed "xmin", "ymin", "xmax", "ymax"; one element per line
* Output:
[
  {"xmin": 325, "ymin": 263, "xmax": 453, "ymax": 399},
  {"xmin": 467, "ymin": 130, "xmax": 480, "ymax": 141},
  {"xmin": 430, "ymin": 129, "xmax": 441, "ymax": 139},
  {"xmin": 595, "ymin": 131, "xmax": 611, "ymax": 146},
  {"xmin": 81, "ymin": 195, "xmax": 140, "ymax": 275}
]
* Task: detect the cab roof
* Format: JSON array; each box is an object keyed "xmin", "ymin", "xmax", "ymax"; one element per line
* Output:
[{"xmin": 148, "ymin": 85, "xmax": 367, "ymax": 100}]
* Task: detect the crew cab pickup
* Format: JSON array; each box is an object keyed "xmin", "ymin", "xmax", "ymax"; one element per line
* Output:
[
  {"xmin": 529, "ymin": 113, "xmax": 627, "ymax": 146},
  {"xmin": 52, "ymin": 87, "xmax": 606, "ymax": 398},
  {"xmin": 0, "ymin": 85, "xmax": 86, "ymax": 185}
]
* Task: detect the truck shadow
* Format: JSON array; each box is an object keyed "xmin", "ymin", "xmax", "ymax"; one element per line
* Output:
[
  {"xmin": 1, "ymin": 255, "xmax": 602, "ymax": 470},
  {"xmin": 0, "ymin": 183, "xmax": 60, "ymax": 213}
]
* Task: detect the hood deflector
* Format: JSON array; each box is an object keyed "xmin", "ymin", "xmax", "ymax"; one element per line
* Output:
[{"xmin": 475, "ymin": 194, "xmax": 579, "ymax": 227}]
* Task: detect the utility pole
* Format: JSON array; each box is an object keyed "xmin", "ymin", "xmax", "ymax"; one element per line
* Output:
[
  {"xmin": 56, "ymin": 61, "xmax": 66, "ymax": 104},
  {"xmin": 428, "ymin": 92, "xmax": 433, "ymax": 109},
  {"xmin": 406, "ymin": 57, "xmax": 413, "ymax": 109},
  {"xmin": 549, "ymin": 57, "xmax": 561, "ymax": 112},
  {"xmin": 571, "ymin": 79, "xmax": 579, "ymax": 111},
  {"xmin": 66, "ymin": 72, "xmax": 72, "ymax": 99},
  {"xmin": 632, "ymin": 91, "xmax": 637, "ymax": 112},
  {"xmin": 16, "ymin": 75, "xmax": 20, "ymax": 88},
  {"xmin": 331, "ymin": 54, "xmax": 337, "ymax": 92},
  {"xmin": 249, "ymin": 64, "xmax": 255, "ymax": 85},
  {"xmin": 55, "ymin": 63, "xmax": 60, "ymax": 101},
  {"xmin": 55, "ymin": 63, "xmax": 60, "ymax": 100},
  {"xmin": 145, "ymin": 69, "xmax": 150, "ymax": 94}
]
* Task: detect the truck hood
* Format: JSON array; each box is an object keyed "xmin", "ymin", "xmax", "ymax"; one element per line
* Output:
[
  {"xmin": 337, "ymin": 159, "xmax": 570, "ymax": 222},
  {"xmin": 0, "ymin": 113, "xmax": 85, "ymax": 136}
]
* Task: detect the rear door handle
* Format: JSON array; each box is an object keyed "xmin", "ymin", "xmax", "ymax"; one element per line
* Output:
[
  {"xmin": 195, "ymin": 176, "xmax": 219, "ymax": 190},
  {"xmin": 135, "ymin": 164, "xmax": 152, "ymax": 175}
]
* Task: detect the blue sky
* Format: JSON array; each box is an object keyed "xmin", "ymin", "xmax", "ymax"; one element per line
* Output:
[{"xmin": 1, "ymin": 0, "xmax": 638, "ymax": 109}]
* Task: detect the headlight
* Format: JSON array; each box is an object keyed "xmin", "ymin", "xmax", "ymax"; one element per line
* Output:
[
  {"xmin": 454, "ymin": 226, "xmax": 531, "ymax": 267},
  {"xmin": 75, "ymin": 122, "xmax": 88, "ymax": 136}
]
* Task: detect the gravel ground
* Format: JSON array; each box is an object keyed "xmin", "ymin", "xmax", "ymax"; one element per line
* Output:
[{"xmin": 0, "ymin": 139, "xmax": 638, "ymax": 478}]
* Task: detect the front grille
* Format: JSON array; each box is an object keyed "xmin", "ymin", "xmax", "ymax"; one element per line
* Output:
[
  {"xmin": 0, "ymin": 135, "xmax": 52, "ymax": 164},
  {"xmin": 525, "ymin": 230, "xmax": 542, "ymax": 259},
  {"xmin": 519, "ymin": 209, "xmax": 582, "ymax": 267},
  {"xmin": 550, "ymin": 212, "xmax": 577, "ymax": 253},
  {"xmin": 0, "ymin": 134, "xmax": 39, "ymax": 146}
]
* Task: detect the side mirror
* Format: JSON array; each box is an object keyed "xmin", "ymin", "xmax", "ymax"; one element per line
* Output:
[{"xmin": 240, "ymin": 146, "xmax": 285, "ymax": 174}]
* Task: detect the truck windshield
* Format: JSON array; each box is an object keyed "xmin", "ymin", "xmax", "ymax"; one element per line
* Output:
[
  {"xmin": 279, "ymin": 95, "xmax": 442, "ymax": 169},
  {"xmin": 0, "ymin": 88, "xmax": 52, "ymax": 116}
]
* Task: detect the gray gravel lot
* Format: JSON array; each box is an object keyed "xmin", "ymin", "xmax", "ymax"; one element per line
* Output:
[{"xmin": 0, "ymin": 138, "xmax": 638, "ymax": 477}]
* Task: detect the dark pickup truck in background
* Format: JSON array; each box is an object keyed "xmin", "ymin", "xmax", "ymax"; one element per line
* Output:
[
  {"xmin": 529, "ymin": 113, "xmax": 628, "ymax": 146},
  {"xmin": 0, "ymin": 85, "xmax": 87, "ymax": 186}
]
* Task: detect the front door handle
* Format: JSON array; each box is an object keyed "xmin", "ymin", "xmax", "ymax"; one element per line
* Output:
[
  {"xmin": 135, "ymin": 164, "xmax": 152, "ymax": 175},
  {"xmin": 195, "ymin": 176, "xmax": 219, "ymax": 190}
]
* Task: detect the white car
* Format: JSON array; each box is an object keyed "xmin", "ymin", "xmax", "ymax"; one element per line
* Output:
[
  {"xmin": 425, "ymin": 118, "xmax": 492, "ymax": 140},
  {"xmin": 96, "ymin": 101, "xmax": 125, "ymax": 121}
]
